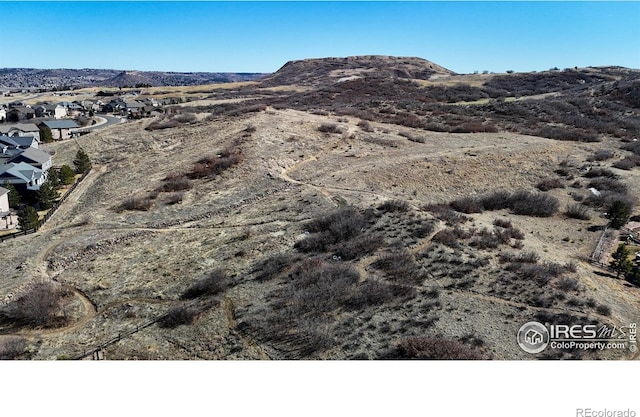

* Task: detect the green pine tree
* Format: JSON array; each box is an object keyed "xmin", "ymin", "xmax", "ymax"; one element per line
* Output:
[
  {"xmin": 17, "ymin": 206, "xmax": 40, "ymax": 231},
  {"xmin": 40, "ymin": 125, "xmax": 54, "ymax": 143},
  {"xmin": 607, "ymin": 200, "xmax": 631, "ymax": 229},
  {"xmin": 47, "ymin": 168, "xmax": 61, "ymax": 190},
  {"xmin": 610, "ymin": 243, "xmax": 633, "ymax": 279},
  {"xmin": 628, "ymin": 266, "xmax": 640, "ymax": 286},
  {"xmin": 73, "ymin": 149, "xmax": 92, "ymax": 174},
  {"xmin": 37, "ymin": 181, "xmax": 59, "ymax": 210},
  {"xmin": 2, "ymin": 181, "xmax": 21, "ymax": 208},
  {"xmin": 59, "ymin": 165, "xmax": 76, "ymax": 185}
]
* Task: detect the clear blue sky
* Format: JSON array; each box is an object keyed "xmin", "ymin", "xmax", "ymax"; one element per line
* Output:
[{"xmin": 1, "ymin": 1, "xmax": 638, "ymax": 74}]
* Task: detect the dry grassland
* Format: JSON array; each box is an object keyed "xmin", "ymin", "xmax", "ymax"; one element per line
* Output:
[{"xmin": 0, "ymin": 98, "xmax": 638, "ymax": 360}]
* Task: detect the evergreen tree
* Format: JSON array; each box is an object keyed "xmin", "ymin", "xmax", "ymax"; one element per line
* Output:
[
  {"xmin": 36, "ymin": 181, "xmax": 59, "ymax": 210},
  {"xmin": 607, "ymin": 200, "xmax": 631, "ymax": 229},
  {"xmin": 2, "ymin": 181, "xmax": 21, "ymax": 208},
  {"xmin": 627, "ymin": 266, "xmax": 640, "ymax": 286},
  {"xmin": 17, "ymin": 206, "xmax": 39, "ymax": 231},
  {"xmin": 610, "ymin": 243, "xmax": 633, "ymax": 279},
  {"xmin": 47, "ymin": 168, "xmax": 61, "ymax": 190},
  {"xmin": 59, "ymin": 165, "xmax": 76, "ymax": 185},
  {"xmin": 40, "ymin": 125, "xmax": 54, "ymax": 143},
  {"xmin": 73, "ymin": 149, "xmax": 91, "ymax": 174}
]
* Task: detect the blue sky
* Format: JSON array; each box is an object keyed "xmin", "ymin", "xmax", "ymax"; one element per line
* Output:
[{"xmin": 1, "ymin": 1, "xmax": 638, "ymax": 74}]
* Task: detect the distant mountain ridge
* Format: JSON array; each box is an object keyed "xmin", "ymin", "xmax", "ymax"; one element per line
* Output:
[{"xmin": 0, "ymin": 68, "xmax": 267, "ymax": 90}]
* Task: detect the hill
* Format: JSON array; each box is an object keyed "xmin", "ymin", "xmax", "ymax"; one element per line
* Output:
[{"xmin": 260, "ymin": 55, "xmax": 455, "ymax": 87}]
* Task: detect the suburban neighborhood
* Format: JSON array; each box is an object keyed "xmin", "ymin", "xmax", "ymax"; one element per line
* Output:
[{"xmin": 0, "ymin": 86, "xmax": 181, "ymax": 233}]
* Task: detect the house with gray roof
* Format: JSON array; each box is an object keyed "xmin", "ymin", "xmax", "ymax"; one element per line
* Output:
[
  {"xmin": 6, "ymin": 106, "xmax": 35, "ymax": 121},
  {"xmin": 0, "ymin": 135, "xmax": 38, "ymax": 151},
  {"xmin": 38, "ymin": 120, "xmax": 79, "ymax": 140},
  {"xmin": 0, "ymin": 123, "xmax": 41, "ymax": 142},
  {"xmin": 8, "ymin": 147, "xmax": 52, "ymax": 172},
  {"xmin": 0, "ymin": 162, "xmax": 45, "ymax": 191}
]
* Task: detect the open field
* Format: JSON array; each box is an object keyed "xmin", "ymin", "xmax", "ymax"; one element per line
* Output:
[{"xmin": 1, "ymin": 57, "xmax": 639, "ymax": 360}]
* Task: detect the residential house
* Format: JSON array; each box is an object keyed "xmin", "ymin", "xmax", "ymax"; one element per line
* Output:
[
  {"xmin": 0, "ymin": 162, "xmax": 45, "ymax": 191},
  {"xmin": 0, "ymin": 186, "xmax": 12, "ymax": 229},
  {"xmin": 8, "ymin": 147, "xmax": 52, "ymax": 172},
  {"xmin": 103, "ymin": 99, "xmax": 127, "ymax": 114},
  {"xmin": 0, "ymin": 135, "xmax": 38, "ymax": 150},
  {"xmin": 34, "ymin": 104, "xmax": 57, "ymax": 118},
  {"xmin": 0, "ymin": 123, "xmax": 42, "ymax": 142},
  {"xmin": 126, "ymin": 101, "xmax": 147, "ymax": 118},
  {"xmin": 54, "ymin": 104, "xmax": 68, "ymax": 119},
  {"xmin": 6, "ymin": 106, "xmax": 35, "ymax": 121},
  {"xmin": 58, "ymin": 101, "xmax": 83, "ymax": 117},
  {"xmin": 38, "ymin": 120, "xmax": 79, "ymax": 140}
]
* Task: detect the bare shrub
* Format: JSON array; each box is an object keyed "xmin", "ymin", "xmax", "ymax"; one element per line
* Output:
[
  {"xmin": 378, "ymin": 199, "xmax": 410, "ymax": 213},
  {"xmin": 357, "ymin": 120, "xmax": 374, "ymax": 132},
  {"xmin": 5, "ymin": 279, "xmax": 67, "ymax": 327},
  {"xmin": 469, "ymin": 228, "xmax": 502, "ymax": 249},
  {"xmin": 159, "ymin": 177, "xmax": 192, "ymax": 192},
  {"xmin": 613, "ymin": 156, "xmax": 640, "ymax": 170},
  {"xmin": 181, "ymin": 269, "xmax": 228, "ymax": 299},
  {"xmin": 622, "ymin": 141, "xmax": 640, "ymax": 155},
  {"xmin": 432, "ymin": 228, "xmax": 460, "ymax": 249},
  {"xmin": 332, "ymin": 234, "xmax": 384, "ymax": 261},
  {"xmin": 596, "ymin": 304, "xmax": 612, "ymax": 316},
  {"xmin": 583, "ymin": 190, "xmax": 635, "ymax": 209},
  {"xmin": 255, "ymin": 252, "xmax": 301, "ymax": 281},
  {"xmin": 536, "ymin": 177, "xmax": 565, "ymax": 191},
  {"xmin": 145, "ymin": 119, "xmax": 179, "ymax": 131},
  {"xmin": 373, "ymin": 250, "xmax": 425, "ymax": 285},
  {"xmin": 389, "ymin": 336, "xmax": 485, "ymax": 360},
  {"xmin": 556, "ymin": 277, "xmax": 580, "ymax": 292},
  {"xmin": 0, "ymin": 336, "xmax": 28, "ymax": 360},
  {"xmin": 317, "ymin": 123, "xmax": 342, "ymax": 134},
  {"xmin": 118, "ymin": 197, "xmax": 153, "ymax": 212},
  {"xmin": 566, "ymin": 204, "xmax": 591, "ymax": 220},
  {"xmin": 534, "ymin": 126, "xmax": 600, "ymax": 142},
  {"xmin": 398, "ymin": 131, "xmax": 426, "ymax": 143},
  {"xmin": 508, "ymin": 191, "xmax": 559, "ymax": 217},
  {"xmin": 305, "ymin": 206, "xmax": 366, "ymax": 242},
  {"xmin": 493, "ymin": 218, "xmax": 512, "ymax": 229},
  {"xmin": 587, "ymin": 177, "xmax": 627, "ymax": 194},
  {"xmin": 583, "ymin": 167, "xmax": 617, "ymax": 179},
  {"xmin": 345, "ymin": 279, "xmax": 395, "ymax": 309},
  {"xmin": 410, "ymin": 220, "xmax": 435, "ymax": 238},
  {"xmin": 172, "ymin": 113, "xmax": 197, "ymax": 124},
  {"xmin": 164, "ymin": 192, "xmax": 184, "ymax": 205},
  {"xmin": 587, "ymin": 149, "xmax": 614, "ymax": 162},
  {"xmin": 423, "ymin": 203, "xmax": 469, "ymax": 226},
  {"xmin": 294, "ymin": 232, "xmax": 333, "ymax": 253},
  {"xmin": 187, "ymin": 148, "xmax": 243, "ymax": 179},
  {"xmin": 479, "ymin": 190, "xmax": 512, "ymax": 210},
  {"xmin": 499, "ymin": 251, "xmax": 539, "ymax": 264},
  {"xmin": 286, "ymin": 259, "xmax": 360, "ymax": 316},
  {"xmin": 450, "ymin": 196, "xmax": 484, "ymax": 214},
  {"xmin": 158, "ymin": 304, "xmax": 201, "ymax": 328},
  {"xmin": 516, "ymin": 261, "xmax": 566, "ymax": 285}
]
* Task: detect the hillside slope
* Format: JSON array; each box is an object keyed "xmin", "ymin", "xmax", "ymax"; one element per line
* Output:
[{"xmin": 260, "ymin": 55, "xmax": 455, "ymax": 87}]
